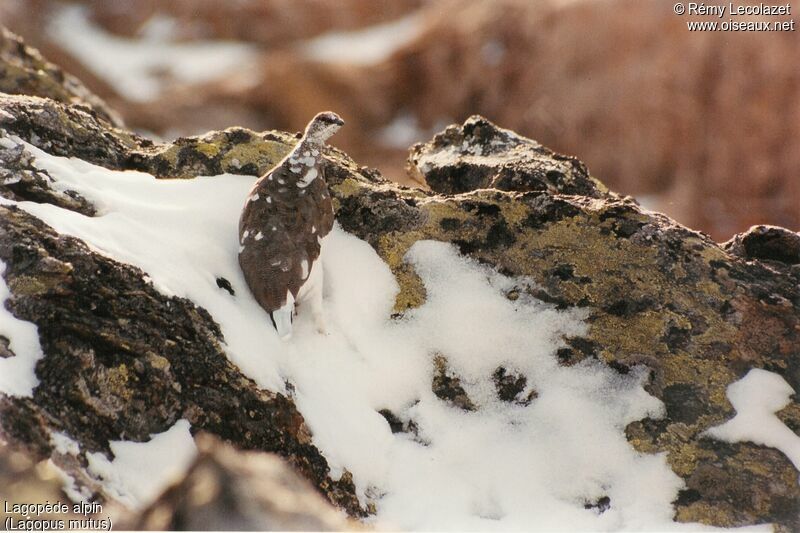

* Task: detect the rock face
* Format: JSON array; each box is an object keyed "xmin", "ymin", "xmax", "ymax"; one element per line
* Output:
[
  {"xmin": 407, "ymin": 115, "xmax": 600, "ymax": 198},
  {"xmin": 1, "ymin": 33, "xmax": 799, "ymax": 531},
  {"xmin": 0, "ymin": 27, "xmax": 121, "ymax": 126}
]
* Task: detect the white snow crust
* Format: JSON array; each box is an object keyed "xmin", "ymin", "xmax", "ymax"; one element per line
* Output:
[
  {"xmin": 0, "ymin": 261, "xmax": 45, "ymax": 397},
  {"xmin": 86, "ymin": 419, "xmax": 196, "ymax": 509},
  {"xmin": 706, "ymin": 369, "xmax": 800, "ymax": 473}
]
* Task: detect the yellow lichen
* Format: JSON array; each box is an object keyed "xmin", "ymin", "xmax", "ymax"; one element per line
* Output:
[
  {"xmin": 8, "ymin": 276, "xmax": 48, "ymax": 296},
  {"xmin": 675, "ymin": 502, "xmax": 738, "ymax": 528},
  {"xmin": 146, "ymin": 352, "xmax": 171, "ymax": 372},
  {"xmin": 105, "ymin": 364, "xmax": 132, "ymax": 401},
  {"xmin": 332, "ymin": 178, "xmax": 365, "ymax": 199},
  {"xmin": 221, "ymin": 140, "xmax": 292, "ymax": 173},
  {"xmin": 194, "ymin": 142, "xmax": 220, "ymax": 158}
]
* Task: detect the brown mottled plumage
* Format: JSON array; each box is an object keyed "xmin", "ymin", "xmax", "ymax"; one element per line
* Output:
[{"xmin": 238, "ymin": 112, "xmax": 343, "ymax": 338}]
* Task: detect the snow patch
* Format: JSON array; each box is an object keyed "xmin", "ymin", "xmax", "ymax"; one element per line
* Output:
[
  {"xmin": 50, "ymin": 431, "xmax": 81, "ymax": 456},
  {"xmin": 706, "ymin": 368, "xmax": 800, "ymax": 473},
  {"xmin": 86, "ymin": 419, "xmax": 196, "ymax": 509},
  {"xmin": 48, "ymin": 460, "xmax": 91, "ymax": 503},
  {"xmin": 0, "ymin": 261, "xmax": 45, "ymax": 397}
]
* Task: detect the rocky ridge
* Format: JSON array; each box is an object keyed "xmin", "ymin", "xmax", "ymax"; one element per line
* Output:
[{"xmin": 0, "ymin": 31, "xmax": 799, "ymax": 531}]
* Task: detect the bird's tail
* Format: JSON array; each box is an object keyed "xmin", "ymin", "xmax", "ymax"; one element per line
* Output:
[{"xmin": 269, "ymin": 291, "xmax": 295, "ymax": 340}]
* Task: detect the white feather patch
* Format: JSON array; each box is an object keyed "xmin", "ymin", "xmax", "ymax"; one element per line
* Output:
[
  {"xmin": 271, "ymin": 291, "xmax": 295, "ymax": 340},
  {"xmin": 297, "ymin": 168, "xmax": 318, "ymax": 188}
]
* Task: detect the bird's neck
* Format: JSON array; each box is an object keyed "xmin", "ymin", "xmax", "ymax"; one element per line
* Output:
[{"xmin": 294, "ymin": 136, "xmax": 323, "ymax": 154}]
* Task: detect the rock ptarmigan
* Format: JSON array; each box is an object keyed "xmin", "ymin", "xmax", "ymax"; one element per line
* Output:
[{"xmin": 238, "ymin": 111, "xmax": 344, "ymax": 339}]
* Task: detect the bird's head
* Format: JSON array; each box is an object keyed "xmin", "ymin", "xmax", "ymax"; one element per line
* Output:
[{"xmin": 305, "ymin": 111, "xmax": 345, "ymax": 144}]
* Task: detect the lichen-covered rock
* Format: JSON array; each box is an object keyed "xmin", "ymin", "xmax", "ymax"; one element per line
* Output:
[
  {"xmin": 0, "ymin": 94, "xmax": 146, "ymax": 173},
  {"xmin": 125, "ymin": 434, "xmax": 357, "ymax": 531},
  {"xmin": 0, "ymin": 140, "xmax": 96, "ymax": 216},
  {"xmin": 0, "ymin": 93, "xmax": 297, "ymax": 182},
  {"xmin": 0, "ymin": 205, "xmax": 364, "ymax": 516},
  {"xmin": 723, "ymin": 225, "xmax": 800, "ymax": 266},
  {"xmin": 0, "ymin": 27, "xmax": 122, "ymax": 127},
  {"xmin": 409, "ymin": 115, "xmax": 605, "ymax": 198}
]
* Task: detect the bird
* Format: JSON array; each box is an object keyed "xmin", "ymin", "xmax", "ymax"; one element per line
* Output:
[{"xmin": 238, "ymin": 111, "xmax": 344, "ymax": 339}]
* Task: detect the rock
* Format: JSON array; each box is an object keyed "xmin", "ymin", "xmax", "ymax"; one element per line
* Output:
[
  {"xmin": 0, "ymin": 335, "xmax": 12, "ymax": 358},
  {"xmin": 431, "ymin": 354, "xmax": 476, "ymax": 411},
  {"xmin": 125, "ymin": 434, "xmax": 357, "ymax": 531},
  {"xmin": 408, "ymin": 115, "xmax": 602, "ymax": 197},
  {"xmin": 492, "ymin": 367, "xmax": 537, "ymax": 406},
  {"xmin": 0, "ymin": 204, "xmax": 364, "ymax": 517},
  {"xmin": 377, "ymin": 408, "xmax": 418, "ymax": 436},
  {"xmin": 0, "ymin": 93, "xmax": 147, "ymax": 173},
  {"xmin": 0, "ymin": 27, "xmax": 122, "ymax": 127},
  {"xmin": 0, "ymin": 93, "xmax": 313, "ymax": 183},
  {"xmin": 723, "ymin": 225, "xmax": 800, "ymax": 266},
  {"xmin": 0, "ymin": 139, "xmax": 96, "ymax": 216},
  {"xmin": 381, "ymin": 0, "xmax": 800, "ymax": 238},
  {"xmin": 583, "ymin": 495, "xmax": 611, "ymax": 515}
]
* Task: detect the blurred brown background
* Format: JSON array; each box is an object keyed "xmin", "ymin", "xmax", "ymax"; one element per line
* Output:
[{"xmin": 1, "ymin": 0, "xmax": 797, "ymax": 241}]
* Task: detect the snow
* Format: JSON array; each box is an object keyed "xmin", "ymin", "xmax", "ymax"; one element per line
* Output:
[
  {"xmin": 48, "ymin": 431, "xmax": 91, "ymax": 502},
  {"xmin": 0, "ymin": 137, "xmax": 776, "ymax": 531},
  {"xmin": 706, "ymin": 369, "xmax": 800, "ymax": 473},
  {"xmin": 48, "ymin": 460, "xmax": 91, "ymax": 503},
  {"xmin": 0, "ymin": 261, "xmax": 45, "ymax": 397},
  {"xmin": 86, "ymin": 419, "xmax": 196, "ymax": 509},
  {"xmin": 48, "ymin": 6, "xmax": 258, "ymax": 102},
  {"xmin": 301, "ymin": 13, "xmax": 423, "ymax": 65},
  {"xmin": 50, "ymin": 431, "xmax": 81, "ymax": 456}
]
